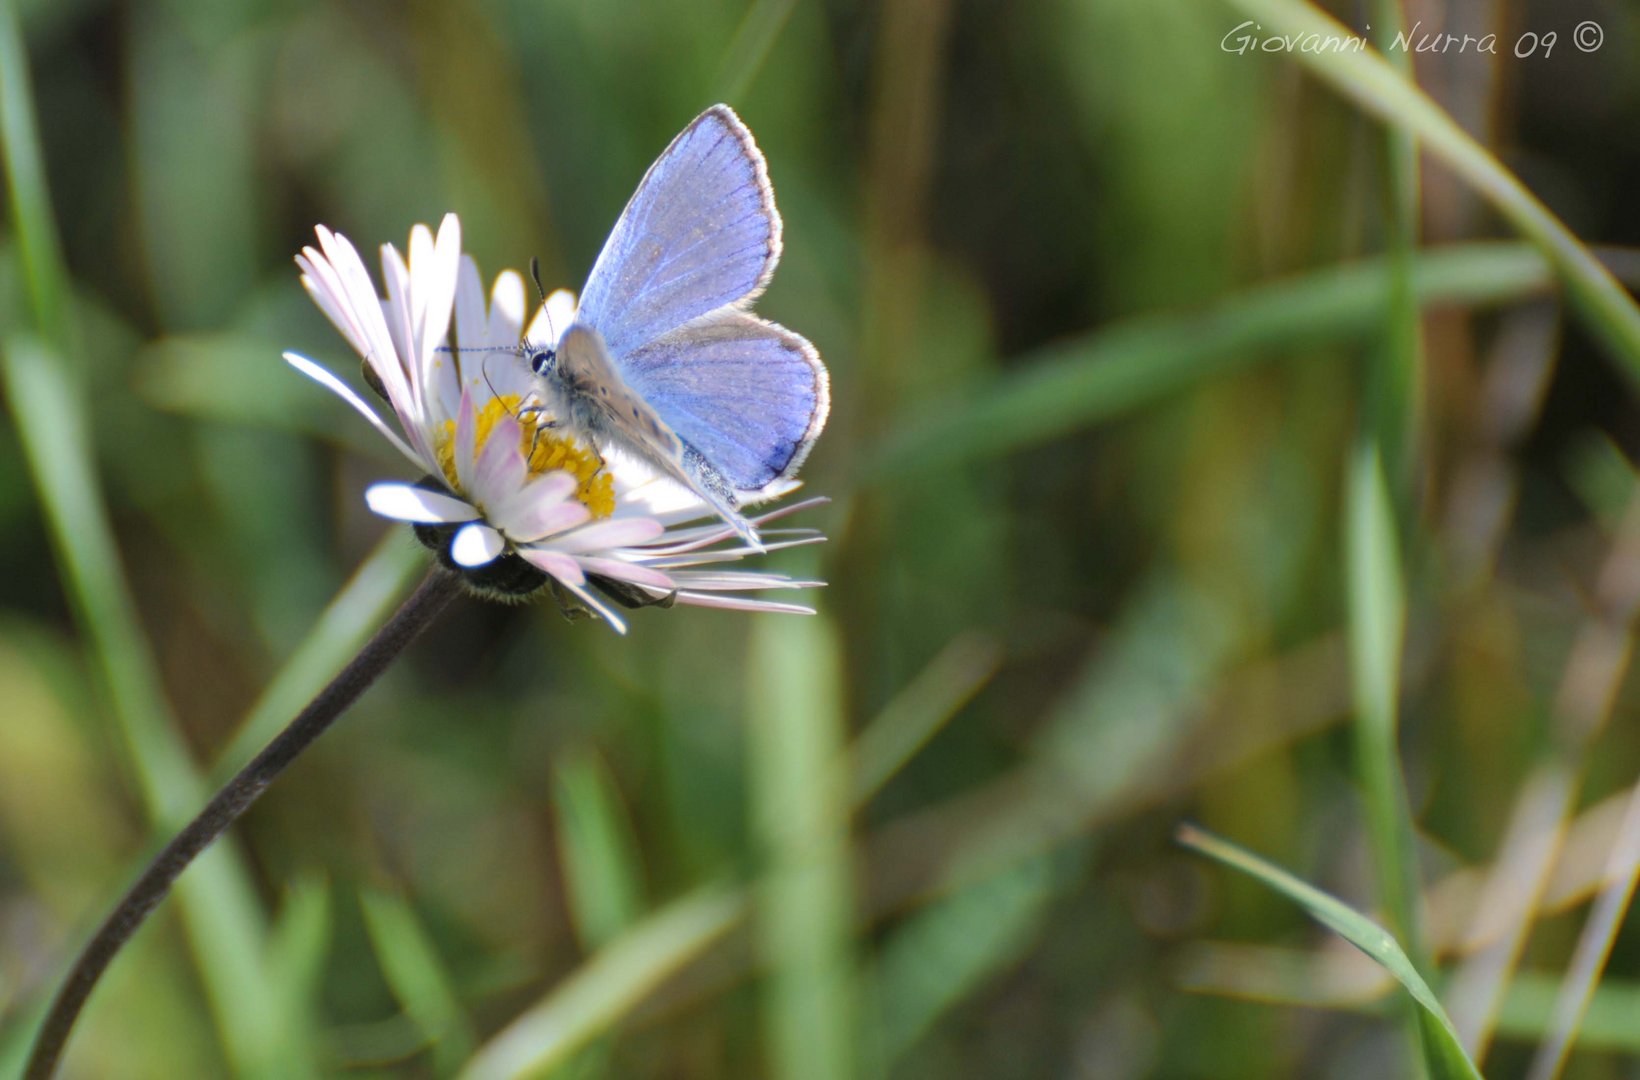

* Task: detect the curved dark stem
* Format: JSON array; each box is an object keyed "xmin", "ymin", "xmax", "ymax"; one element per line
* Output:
[{"xmin": 24, "ymin": 567, "xmax": 465, "ymax": 1079}]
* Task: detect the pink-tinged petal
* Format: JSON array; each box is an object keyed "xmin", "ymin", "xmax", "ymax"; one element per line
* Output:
[
  {"xmin": 507, "ymin": 499, "xmax": 592, "ymax": 544},
  {"xmin": 284, "ymin": 352, "xmax": 426, "ymax": 471},
  {"xmin": 551, "ymin": 517, "xmax": 667, "ymax": 554},
  {"xmin": 451, "ymin": 522, "xmax": 505, "ymax": 567},
  {"xmin": 518, "ymin": 546, "xmax": 585, "ymax": 586},
  {"xmin": 297, "ymin": 254, "xmax": 371, "ymax": 359},
  {"xmin": 488, "ymin": 471, "xmax": 579, "ymax": 533},
  {"xmin": 573, "ymin": 557, "xmax": 675, "ymax": 590},
  {"xmin": 299, "ymin": 242, "xmax": 414, "ymax": 421},
  {"xmin": 453, "ymin": 387, "xmax": 477, "ymax": 494},
  {"xmin": 666, "ymin": 571, "xmax": 822, "ymax": 591},
  {"xmin": 641, "ymin": 534, "xmax": 826, "ymax": 568},
  {"xmin": 748, "ymin": 495, "xmax": 829, "ymax": 526},
  {"xmin": 365, "ymin": 483, "xmax": 479, "ymax": 523},
  {"xmin": 379, "ymin": 245, "xmax": 419, "ymax": 416},
  {"xmin": 470, "ymin": 412, "xmax": 528, "ymax": 501},
  {"xmin": 317, "ymin": 228, "xmax": 405, "ymax": 393},
  {"xmin": 672, "ymin": 592, "xmax": 816, "ymax": 615}
]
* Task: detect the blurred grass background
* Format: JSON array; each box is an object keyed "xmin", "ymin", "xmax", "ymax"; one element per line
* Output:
[{"xmin": 3, "ymin": 0, "xmax": 1640, "ymax": 1076}]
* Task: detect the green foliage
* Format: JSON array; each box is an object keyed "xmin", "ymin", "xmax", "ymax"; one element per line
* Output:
[{"xmin": 2, "ymin": 0, "xmax": 1639, "ymax": 1076}]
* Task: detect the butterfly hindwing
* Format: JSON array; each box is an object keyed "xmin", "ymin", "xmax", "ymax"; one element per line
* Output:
[
  {"xmin": 623, "ymin": 310, "xmax": 828, "ymax": 498},
  {"xmin": 574, "ymin": 105, "xmax": 780, "ymax": 359}
]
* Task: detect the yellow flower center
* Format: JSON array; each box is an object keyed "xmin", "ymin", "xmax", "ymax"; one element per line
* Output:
[{"xmin": 435, "ymin": 395, "xmax": 614, "ymax": 518}]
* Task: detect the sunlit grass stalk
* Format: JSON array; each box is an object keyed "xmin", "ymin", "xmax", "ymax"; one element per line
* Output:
[
  {"xmin": 1219, "ymin": 0, "xmax": 1640, "ymax": 376},
  {"xmin": 1445, "ymin": 484, "xmax": 1640, "ymax": 1061},
  {"xmin": 1507, "ymin": 487, "xmax": 1640, "ymax": 1079},
  {"xmin": 1527, "ymin": 783, "xmax": 1640, "ymax": 1080},
  {"xmin": 749, "ymin": 616, "xmax": 856, "ymax": 1080}
]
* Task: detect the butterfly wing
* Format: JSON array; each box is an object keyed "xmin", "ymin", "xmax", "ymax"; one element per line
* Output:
[
  {"xmin": 622, "ymin": 310, "xmax": 828, "ymax": 499},
  {"xmin": 574, "ymin": 104, "xmax": 780, "ymax": 358},
  {"xmin": 556, "ymin": 324, "xmax": 756, "ymax": 541}
]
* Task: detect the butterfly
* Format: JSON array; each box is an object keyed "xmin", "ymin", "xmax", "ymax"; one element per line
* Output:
[{"xmin": 522, "ymin": 104, "xmax": 828, "ymax": 548}]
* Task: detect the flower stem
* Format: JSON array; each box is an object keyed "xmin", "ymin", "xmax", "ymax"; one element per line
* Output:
[{"xmin": 24, "ymin": 566, "xmax": 465, "ymax": 1079}]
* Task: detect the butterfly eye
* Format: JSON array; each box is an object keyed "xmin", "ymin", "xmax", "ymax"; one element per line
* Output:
[{"xmin": 528, "ymin": 347, "xmax": 556, "ymax": 376}]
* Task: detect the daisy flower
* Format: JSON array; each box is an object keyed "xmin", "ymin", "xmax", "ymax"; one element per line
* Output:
[{"xmin": 284, "ymin": 213, "xmax": 825, "ymax": 632}]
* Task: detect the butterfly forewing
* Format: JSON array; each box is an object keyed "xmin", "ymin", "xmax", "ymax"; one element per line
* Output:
[{"xmin": 574, "ymin": 105, "xmax": 781, "ymax": 358}]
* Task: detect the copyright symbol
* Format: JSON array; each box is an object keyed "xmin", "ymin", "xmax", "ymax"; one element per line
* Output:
[{"xmin": 1574, "ymin": 20, "xmax": 1603, "ymax": 52}]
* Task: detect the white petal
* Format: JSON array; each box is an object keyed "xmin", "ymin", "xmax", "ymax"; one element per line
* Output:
[
  {"xmin": 419, "ymin": 214, "xmax": 462, "ymax": 396},
  {"xmin": 526, "ymin": 288, "xmax": 576, "ymax": 345},
  {"xmin": 283, "ymin": 352, "xmax": 426, "ymax": 472},
  {"xmin": 453, "ymin": 255, "xmax": 488, "ymax": 351},
  {"xmin": 364, "ymin": 483, "xmax": 479, "ymax": 524},
  {"xmin": 451, "ymin": 522, "xmax": 505, "ymax": 567},
  {"xmin": 488, "ymin": 271, "xmax": 527, "ymax": 346}
]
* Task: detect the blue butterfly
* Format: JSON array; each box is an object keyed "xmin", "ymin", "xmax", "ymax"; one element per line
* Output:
[{"xmin": 526, "ymin": 104, "xmax": 829, "ymax": 547}]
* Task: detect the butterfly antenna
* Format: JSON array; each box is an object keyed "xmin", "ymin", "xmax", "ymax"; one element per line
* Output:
[
  {"xmin": 527, "ymin": 256, "xmax": 559, "ymax": 344},
  {"xmin": 529, "ymin": 257, "xmax": 548, "ymax": 305}
]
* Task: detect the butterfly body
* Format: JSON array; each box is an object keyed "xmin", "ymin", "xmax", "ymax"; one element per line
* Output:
[{"xmin": 526, "ymin": 104, "xmax": 828, "ymax": 546}]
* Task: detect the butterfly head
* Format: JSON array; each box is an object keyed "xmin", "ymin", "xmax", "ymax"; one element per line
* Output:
[{"xmin": 526, "ymin": 343, "xmax": 557, "ymax": 378}]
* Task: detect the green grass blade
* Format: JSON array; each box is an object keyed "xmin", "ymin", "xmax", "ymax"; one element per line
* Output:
[
  {"xmin": 871, "ymin": 855, "xmax": 1055, "ymax": 1069},
  {"xmin": 0, "ymin": 335, "xmax": 292, "ymax": 1075},
  {"xmin": 1497, "ymin": 972, "xmax": 1640, "ymax": 1052},
  {"xmin": 0, "ymin": 4, "xmax": 296, "ymax": 1067},
  {"xmin": 457, "ymin": 884, "xmax": 745, "ymax": 1080},
  {"xmin": 361, "ymin": 886, "xmax": 477, "ymax": 1075},
  {"xmin": 1345, "ymin": 444, "xmax": 1425, "ymax": 964},
  {"xmin": 1367, "ymin": 0, "xmax": 1423, "ymax": 485},
  {"xmin": 456, "ymin": 629, "xmax": 996, "ymax": 1078},
  {"xmin": 266, "ymin": 874, "xmax": 333, "ymax": 1065},
  {"xmin": 0, "ymin": 0, "xmax": 68, "ymax": 347},
  {"xmin": 551, "ymin": 749, "xmax": 647, "ymax": 951},
  {"xmin": 711, "ymin": 0, "xmax": 799, "ymax": 103},
  {"xmin": 1179, "ymin": 825, "xmax": 1480, "ymax": 1080},
  {"xmin": 850, "ymin": 633, "xmax": 1001, "ymax": 806},
  {"xmin": 873, "ymin": 243, "xmax": 1607, "ymax": 478},
  {"xmin": 209, "ymin": 533, "xmax": 421, "ymax": 784},
  {"xmin": 1220, "ymin": 0, "xmax": 1640, "ymax": 378},
  {"xmin": 748, "ymin": 615, "xmax": 856, "ymax": 1080}
]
